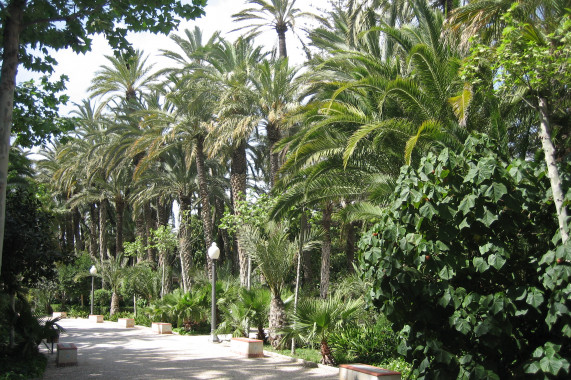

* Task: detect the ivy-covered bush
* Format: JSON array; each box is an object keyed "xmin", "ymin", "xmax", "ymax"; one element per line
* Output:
[{"xmin": 359, "ymin": 135, "xmax": 570, "ymax": 379}]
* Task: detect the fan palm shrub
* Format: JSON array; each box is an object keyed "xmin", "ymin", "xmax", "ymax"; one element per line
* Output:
[{"xmin": 287, "ymin": 294, "xmax": 364, "ymax": 365}]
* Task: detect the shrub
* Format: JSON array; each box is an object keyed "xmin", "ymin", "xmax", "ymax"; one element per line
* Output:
[
  {"xmin": 93, "ymin": 289, "xmax": 112, "ymax": 308},
  {"xmin": 359, "ymin": 135, "xmax": 571, "ymax": 379},
  {"xmin": 69, "ymin": 305, "xmax": 89, "ymax": 319},
  {"xmin": 329, "ymin": 315, "xmax": 399, "ymax": 365}
]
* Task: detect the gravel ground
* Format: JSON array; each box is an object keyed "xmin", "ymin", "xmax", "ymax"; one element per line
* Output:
[{"xmin": 40, "ymin": 318, "xmax": 339, "ymax": 380}]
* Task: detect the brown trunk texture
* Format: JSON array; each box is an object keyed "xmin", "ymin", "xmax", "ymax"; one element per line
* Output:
[
  {"xmin": 266, "ymin": 121, "xmax": 281, "ymax": 189},
  {"xmin": 89, "ymin": 203, "xmax": 98, "ymax": 260},
  {"xmin": 269, "ymin": 294, "xmax": 287, "ymax": 349},
  {"xmin": 114, "ymin": 195, "xmax": 125, "ymax": 257},
  {"xmin": 231, "ymin": 141, "xmax": 248, "ymax": 286},
  {"xmin": 110, "ymin": 291, "xmax": 120, "ymax": 316},
  {"xmin": 196, "ymin": 136, "xmax": 214, "ymax": 278},
  {"xmin": 178, "ymin": 195, "xmax": 193, "ymax": 293},
  {"xmin": 320, "ymin": 340, "xmax": 336, "ymax": 366},
  {"xmin": 99, "ymin": 200, "xmax": 108, "ymax": 262},
  {"xmin": 320, "ymin": 202, "xmax": 332, "ymax": 299}
]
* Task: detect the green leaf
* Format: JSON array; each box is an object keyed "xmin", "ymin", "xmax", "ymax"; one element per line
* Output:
[
  {"xmin": 439, "ymin": 266, "xmax": 455, "ymax": 280},
  {"xmin": 478, "ymin": 208, "xmax": 498, "ymax": 227},
  {"xmin": 474, "ymin": 257, "xmax": 489, "ymax": 272},
  {"xmin": 484, "ymin": 183, "xmax": 508, "ymax": 202},
  {"xmin": 458, "ymin": 194, "xmax": 476, "ymax": 215},
  {"xmin": 488, "ymin": 254, "xmax": 506, "ymax": 270},
  {"xmin": 526, "ymin": 289, "xmax": 544, "ymax": 309}
]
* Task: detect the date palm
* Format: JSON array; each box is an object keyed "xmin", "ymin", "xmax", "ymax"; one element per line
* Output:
[{"xmin": 232, "ymin": 0, "xmax": 306, "ymax": 58}]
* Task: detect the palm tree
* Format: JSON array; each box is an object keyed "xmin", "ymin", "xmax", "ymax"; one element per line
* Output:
[
  {"xmin": 96, "ymin": 253, "xmax": 129, "ymax": 315},
  {"xmin": 289, "ymin": 294, "xmax": 363, "ymax": 365},
  {"xmin": 239, "ymin": 222, "xmax": 296, "ymax": 348},
  {"xmin": 200, "ymin": 36, "xmax": 266, "ymax": 286},
  {"xmin": 232, "ymin": 0, "xmax": 307, "ymax": 58}
]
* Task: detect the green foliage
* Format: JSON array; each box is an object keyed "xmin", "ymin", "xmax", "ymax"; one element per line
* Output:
[
  {"xmin": 0, "ymin": 351, "xmax": 47, "ymax": 380},
  {"xmin": 144, "ymin": 287, "xmax": 209, "ymax": 329},
  {"xmin": 12, "ymin": 75, "xmax": 74, "ymax": 148},
  {"xmin": 68, "ymin": 305, "xmax": 89, "ymax": 319},
  {"xmin": 148, "ymin": 225, "xmax": 178, "ymax": 254},
  {"xmin": 218, "ymin": 286, "xmax": 270, "ymax": 339},
  {"xmin": 219, "ymin": 193, "xmax": 277, "ymax": 235},
  {"xmin": 329, "ymin": 315, "xmax": 399, "ymax": 366},
  {"xmin": 1, "ymin": 185, "xmax": 62, "ymax": 293},
  {"xmin": 93, "ymin": 289, "xmax": 112, "ymax": 308},
  {"xmin": 359, "ymin": 134, "xmax": 570, "ymax": 379}
]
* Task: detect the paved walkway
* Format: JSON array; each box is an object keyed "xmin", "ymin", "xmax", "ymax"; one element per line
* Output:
[{"xmin": 40, "ymin": 318, "xmax": 338, "ymax": 380}]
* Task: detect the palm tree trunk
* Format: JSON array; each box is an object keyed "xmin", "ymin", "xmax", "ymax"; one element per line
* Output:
[
  {"xmin": 89, "ymin": 203, "xmax": 98, "ymax": 260},
  {"xmin": 115, "ymin": 195, "xmax": 125, "ymax": 257},
  {"xmin": 135, "ymin": 209, "xmax": 145, "ymax": 263},
  {"xmin": 538, "ymin": 97, "xmax": 568, "ymax": 243},
  {"xmin": 269, "ymin": 293, "xmax": 287, "ymax": 349},
  {"xmin": 345, "ymin": 221, "xmax": 357, "ymax": 273},
  {"xmin": 110, "ymin": 290, "xmax": 120, "ymax": 316},
  {"xmin": 320, "ymin": 201, "xmax": 332, "ymax": 299},
  {"xmin": 73, "ymin": 207, "xmax": 83, "ymax": 253},
  {"xmin": 157, "ymin": 197, "xmax": 172, "ymax": 296},
  {"xmin": 178, "ymin": 194, "xmax": 193, "ymax": 293},
  {"xmin": 266, "ymin": 121, "xmax": 281, "ymax": 188},
  {"xmin": 231, "ymin": 141, "xmax": 248, "ymax": 286},
  {"xmin": 145, "ymin": 201, "xmax": 155, "ymax": 264},
  {"xmin": 196, "ymin": 136, "xmax": 214, "ymax": 278},
  {"xmin": 0, "ymin": 0, "xmax": 25, "ymax": 275},
  {"xmin": 320, "ymin": 339, "xmax": 336, "ymax": 366},
  {"xmin": 99, "ymin": 199, "xmax": 108, "ymax": 262},
  {"xmin": 277, "ymin": 28, "xmax": 287, "ymax": 58}
]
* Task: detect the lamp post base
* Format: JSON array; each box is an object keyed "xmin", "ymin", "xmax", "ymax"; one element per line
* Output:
[{"xmin": 209, "ymin": 333, "xmax": 220, "ymax": 343}]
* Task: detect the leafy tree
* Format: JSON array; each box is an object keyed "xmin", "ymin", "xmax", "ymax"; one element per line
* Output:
[
  {"xmin": 359, "ymin": 134, "xmax": 570, "ymax": 379},
  {"xmin": 0, "ymin": 0, "xmax": 207, "ymax": 275}
]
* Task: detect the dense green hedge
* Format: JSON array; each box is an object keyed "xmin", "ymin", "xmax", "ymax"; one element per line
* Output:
[{"xmin": 359, "ymin": 135, "xmax": 570, "ymax": 379}]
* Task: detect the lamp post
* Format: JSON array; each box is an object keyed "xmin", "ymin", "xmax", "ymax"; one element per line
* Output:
[
  {"xmin": 89, "ymin": 265, "xmax": 97, "ymax": 315},
  {"xmin": 208, "ymin": 242, "xmax": 220, "ymax": 343}
]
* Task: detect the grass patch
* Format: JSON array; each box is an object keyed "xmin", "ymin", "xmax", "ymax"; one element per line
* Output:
[{"xmin": 264, "ymin": 345, "xmax": 323, "ymax": 364}]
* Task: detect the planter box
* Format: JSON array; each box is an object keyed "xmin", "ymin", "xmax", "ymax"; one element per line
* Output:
[
  {"xmin": 56, "ymin": 343, "xmax": 77, "ymax": 367},
  {"xmin": 52, "ymin": 312, "xmax": 67, "ymax": 319},
  {"xmin": 151, "ymin": 322, "xmax": 172, "ymax": 334},
  {"xmin": 339, "ymin": 364, "xmax": 401, "ymax": 380},
  {"xmin": 89, "ymin": 314, "xmax": 104, "ymax": 323},
  {"xmin": 231, "ymin": 337, "xmax": 264, "ymax": 358},
  {"xmin": 118, "ymin": 318, "xmax": 135, "ymax": 328}
]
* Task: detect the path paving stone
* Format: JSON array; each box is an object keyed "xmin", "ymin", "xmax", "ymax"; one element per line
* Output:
[{"xmin": 41, "ymin": 318, "xmax": 338, "ymax": 379}]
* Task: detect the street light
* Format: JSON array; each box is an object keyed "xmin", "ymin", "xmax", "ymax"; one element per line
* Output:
[
  {"xmin": 208, "ymin": 242, "xmax": 220, "ymax": 343},
  {"xmin": 89, "ymin": 265, "xmax": 97, "ymax": 315}
]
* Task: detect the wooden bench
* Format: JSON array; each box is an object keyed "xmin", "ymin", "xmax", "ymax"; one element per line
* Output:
[
  {"xmin": 151, "ymin": 322, "xmax": 172, "ymax": 334},
  {"xmin": 231, "ymin": 337, "xmax": 264, "ymax": 358},
  {"xmin": 89, "ymin": 314, "xmax": 104, "ymax": 323},
  {"xmin": 118, "ymin": 318, "xmax": 135, "ymax": 328},
  {"xmin": 52, "ymin": 312, "xmax": 67, "ymax": 319},
  {"xmin": 56, "ymin": 343, "xmax": 77, "ymax": 367},
  {"xmin": 339, "ymin": 364, "xmax": 401, "ymax": 380}
]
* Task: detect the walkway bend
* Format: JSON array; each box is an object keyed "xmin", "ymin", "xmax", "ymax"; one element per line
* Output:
[{"xmin": 41, "ymin": 318, "xmax": 339, "ymax": 380}]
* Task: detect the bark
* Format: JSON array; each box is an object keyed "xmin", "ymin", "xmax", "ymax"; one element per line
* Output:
[
  {"xmin": 320, "ymin": 339, "xmax": 336, "ymax": 366},
  {"xmin": 538, "ymin": 97, "xmax": 569, "ymax": 243},
  {"xmin": 320, "ymin": 202, "xmax": 333, "ymax": 299},
  {"xmin": 231, "ymin": 141, "xmax": 248, "ymax": 286},
  {"xmin": 72, "ymin": 207, "xmax": 83, "ymax": 253},
  {"xmin": 178, "ymin": 194, "xmax": 193, "ymax": 293},
  {"xmin": 144, "ymin": 201, "xmax": 155, "ymax": 264},
  {"xmin": 215, "ymin": 197, "xmax": 233, "ymax": 273},
  {"xmin": 89, "ymin": 203, "xmax": 98, "ymax": 260},
  {"xmin": 135, "ymin": 208, "xmax": 145, "ymax": 263},
  {"xmin": 276, "ymin": 27, "xmax": 287, "ymax": 58},
  {"xmin": 266, "ymin": 121, "xmax": 281, "ymax": 189},
  {"xmin": 345, "ymin": 221, "xmax": 357, "ymax": 273},
  {"xmin": 110, "ymin": 291, "xmax": 120, "ymax": 316},
  {"xmin": 269, "ymin": 293, "xmax": 287, "ymax": 349},
  {"xmin": 0, "ymin": 0, "xmax": 26, "ymax": 275},
  {"xmin": 157, "ymin": 198, "xmax": 172, "ymax": 296},
  {"xmin": 99, "ymin": 199, "xmax": 108, "ymax": 263},
  {"xmin": 114, "ymin": 195, "xmax": 125, "ymax": 257},
  {"xmin": 196, "ymin": 136, "xmax": 214, "ymax": 278}
]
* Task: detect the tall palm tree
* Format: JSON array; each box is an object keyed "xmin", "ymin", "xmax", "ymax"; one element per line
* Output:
[
  {"xmin": 232, "ymin": 0, "xmax": 306, "ymax": 58},
  {"xmin": 200, "ymin": 36, "xmax": 266, "ymax": 286},
  {"xmin": 239, "ymin": 222, "xmax": 296, "ymax": 348}
]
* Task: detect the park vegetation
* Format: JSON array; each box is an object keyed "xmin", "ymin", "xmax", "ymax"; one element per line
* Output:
[{"xmin": 1, "ymin": 1, "xmax": 569, "ymax": 379}]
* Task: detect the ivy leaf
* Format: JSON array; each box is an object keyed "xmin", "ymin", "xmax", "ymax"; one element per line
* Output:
[
  {"xmin": 439, "ymin": 266, "xmax": 455, "ymax": 280},
  {"xmin": 488, "ymin": 254, "xmax": 506, "ymax": 270},
  {"xmin": 526, "ymin": 289, "xmax": 544, "ymax": 309},
  {"xmin": 484, "ymin": 183, "xmax": 508, "ymax": 202},
  {"xmin": 459, "ymin": 194, "xmax": 476, "ymax": 215},
  {"xmin": 474, "ymin": 257, "xmax": 489, "ymax": 272},
  {"xmin": 478, "ymin": 208, "xmax": 498, "ymax": 227}
]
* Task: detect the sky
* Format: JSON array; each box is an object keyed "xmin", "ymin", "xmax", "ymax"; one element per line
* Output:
[{"xmin": 20, "ymin": 0, "xmax": 332, "ymax": 115}]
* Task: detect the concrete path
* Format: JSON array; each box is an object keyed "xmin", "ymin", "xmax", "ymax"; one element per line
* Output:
[{"xmin": 40, "ymin": 318, "xmax": 339, "ymax": 380}]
